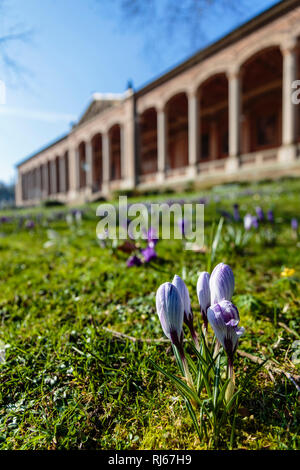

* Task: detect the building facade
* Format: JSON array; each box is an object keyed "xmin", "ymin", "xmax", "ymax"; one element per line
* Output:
[{"xmin": 16, "ymin": 0, "xmax": 300, "ymax": 206}]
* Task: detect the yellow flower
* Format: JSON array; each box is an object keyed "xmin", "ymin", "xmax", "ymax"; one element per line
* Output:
[{"xmin": 281, "ymin": 268, "xmax": 295, "ymax": 278}]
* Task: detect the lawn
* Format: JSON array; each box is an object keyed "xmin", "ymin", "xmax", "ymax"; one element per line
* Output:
[{"xmin": 0, "ymin": 178, "xmax": 299, "ymax": 450}]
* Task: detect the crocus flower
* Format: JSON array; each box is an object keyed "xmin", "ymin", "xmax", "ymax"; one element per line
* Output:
[
  {"xmin": 207, "ymin": 300, "xmax": 244, "ymax": 367},
  {"xmin": 172, "ymin": 275, "xmax": 199, "ymax": 349},
  {"xmin": 291, "ymin": 218, "xmax": 298, "ymax": 232},
  {"xmin": 25, "ymin": 220, "xmax": 35, "ymax": 230},
  {"xmin": 141, "ymin": 245, "xmax": 157, "ymax": 263},
  {"xmin": 126, "ymin": 255, "xmax": 142, "ymax": 267},
  {"xmin": 255, "ymin": 206, "xmax": 264, "ymax": 222},
  {"xmin": 267, "ymin": 210, "xmax": 274, "ymax": 223},
  {"xmin": 156, "ymin": 282, "xmax": 184, "ymax": 349},
  {"xmin": 156, "ymin": 282, "xmax": 194, "ymax": 388},
  {"xmin": 196, "ymin": 272, "xmax": 210, "ymax": 330},
  {"xmin": 147, "ymin": 227, "xmax": 159, "ymax": 248},
  {"xmin": 233, "ymin": 204, "xmax": 241, "ymax": 222},
  {"xmin": 251, "ymin": 216, "xmax": 259, "ymax": 229},
  {"xmin": 244, "ymin": 214, "xmax": 253, "ymax": 231},
  {"xmin": 209, "ymin": 263, "xmax": 234, "ymax": 305}
]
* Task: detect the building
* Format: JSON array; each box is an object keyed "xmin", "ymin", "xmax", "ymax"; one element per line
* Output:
[{"xmin": 16, "ymin": 0, "xmax": 300, "ymax": 206}]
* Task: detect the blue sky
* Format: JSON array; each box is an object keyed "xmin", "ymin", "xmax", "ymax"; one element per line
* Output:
[{"xmin": 0, "ymin": 0, "xmax": 278, "ymax": 184}]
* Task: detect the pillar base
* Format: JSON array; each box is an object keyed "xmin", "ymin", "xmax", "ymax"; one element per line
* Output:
[
  {"xmin": 187, "ymin": 164, "xmax": 197, "ymax": 179},
  {"xmin": 226, "ymin": 156, "xmax": 240, "ymax": 173},
  {"xmin": 156, "ymin": 171, "xmax": 165, "ymax": 184},
  {"xmin": 278, "ymin": 144, "xmax": 297, "ymax": 164}
]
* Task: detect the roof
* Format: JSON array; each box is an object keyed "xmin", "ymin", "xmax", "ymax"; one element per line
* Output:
[
  {"xmin": 75, "ymin": 93, "xmax": 124, "ymax": 127},
  {"xmin": 16, "ymin": 134, "xmax": 68, "ymax": 168},
  {"xmin": 136, "ymin": 0, "xmax": 295, "ymax": 96}
]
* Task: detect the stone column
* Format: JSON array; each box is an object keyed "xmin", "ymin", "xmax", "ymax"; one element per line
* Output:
[
  {"xmin": 15, "ymin": 170, "xmax": 22, "ymax": 207},
  {"xmin": 68, "ymin": 146, "xmax": 78, "ymax": 200},
  {"xmin": 28, "ymin": 171, "xmax": 33, "ymax": 200},
  {"xmin": 123, "ymin": 93, "xmax": 136, "ymax": 189},
  {"xmin": 227, "ymin": 67, "xmax": 241, "ymax": 172},
  {"xmin": 86, "ymin": 140, "xmax": 93, "ymax": 192},
  {"xmin": 59, "ymin": 156, "xmax": 66, "ymax": 194},
  {"xmin": 36, "ymin": 166, "xmax": 42, "ymax": 199},
  {"xmin": 102, "ymin": 132, "xmax": 110, "ymax": 196},
  {"xmin": 42, "ymin": 163, "xmax": 49, "ymax": 199},
  {"xmin": 50, "ymin": 160, "xmax": 57, "ymax": 194},
  {"xmin": 280, "ymin": 38, "xmax": 298, "ymax": 162},
  {"xmin": 157, "ymin": 106, "xmax": 166, "ymax": 183},
  {"xmin": 120, "ymin": 125, "xmax": 126, "ymax": 180},
  {"xmin": 188, "ymin": 90, "xmax": 198, "ymax": 178}
]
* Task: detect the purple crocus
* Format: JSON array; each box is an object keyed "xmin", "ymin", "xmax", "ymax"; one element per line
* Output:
[
  {"xmin": 291, "ymin": 218, "xmax": 298, "ymax": 232},
  {"xmin": 233, "ymin": 204, "xmax": 241, "ymax": 222},
  {"xmin": 207, "ymin": 300, "xmax": 244, "ymax": 367},
  {"xmin": 126, "ymin": 255, "xmax": 142, "ymax": 267},
  {"xmin": 251, "ymin": 216, "xmax": 259, "ymax": 229},
  {"xmin": 244, "ymin": 214, "xmax": 259, "ymax": 230},
  {"xmin": 141, "ymin": 245, "xmax": 157, "ymax": 263},
  {"xmin": 255, "ymin": 206, "xmax": 264, "ymax": 222},
  {"xmin": 267, "ymin": 210, "xmax": 274, "ymax": 223},
  {"xmin": 209, "ymin": 263, "xmax": 234, "ymax": 305},
  {"xmin": 196, "ymin": 272, "xmax": 211, "ymax": 330},
  {"xmin": 25, "ymin": 220, "xmax": 35, "ymax": 230},
  {"xmin": 147, "ymin": 227, "xmax": 159, "ymax": 248}
]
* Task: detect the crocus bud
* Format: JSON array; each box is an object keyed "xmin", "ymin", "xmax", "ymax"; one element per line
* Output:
[
  {"xmin": 233, "ymin": 204, "xmax": 241, "ymax": 222},
  {"xmin": 267, "ymin": 210, "xmax": 274, "ymax": 223},
  {"xmin": 156, "ymin": 282, "xmax": 184, "ymax": 348},
  {"xmin": 207, "ymin": 300, "xmax": 244, "ymax": 366},
  {"xmin": 209, "ymin": 263, "xmax": 234, "ymax": 305},
  {"xmin": 172, "ymin": 275, "xmax": 199, "ymax": 349},
  {"xmin": 291, "ymin": 218, "xmax": 298, "ymax": 232},
  {"xmin": 255, "ymin": 206, "xmax": 264, "ymax": 222},
  {"xmin": 196, "ymin": 272, "xmax": 210, "ymax": 330},
  {"xmin": 172, "ymin": 275, "xmax": 192, "ymax": 324},
  {"xmin": 251, "ymin": 216, "xmax": 259, "ymax": 229},
  {"xmin": 244, "ymin": 214, "xmax": 253, "ymax": 231}
]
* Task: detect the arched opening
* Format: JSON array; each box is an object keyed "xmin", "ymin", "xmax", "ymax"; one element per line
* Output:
[
  {"xmin": 91, "ymin": 133, "xmax": 103, "ymax": 192},
  {"xmin": 166, "ymin": 93, "xmax": 188, "ymax": 169},
  {"xmin": 241, "ymin": 46, "xmax": 282, "ymax": 153},
  {"xmin": 109, "ymin": 124, "xmax": 122, "ymax": 181},
  {"xmin": 198, "ymin": 73, "xmax": 229, "ymax": 161},
  {"xmin": 139, "ymin": 107, "xmax": 158, "ymax": 176},
  {"xmin": 78, "ymin": 142, "xmax": 87, "ymax": 188}
]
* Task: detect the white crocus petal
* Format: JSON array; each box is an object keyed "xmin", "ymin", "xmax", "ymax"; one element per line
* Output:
[
  {"xmin": 196, "ymin": 271, "xmax": 211, "ymax": 314},
  {"xmin": 209, "ymin": 263, "xmax": 234, "ymax": 305},
  {"xmin": 156, "ymin": 282, "xmax": 184, "ymax": 344},
  {"xmin": 172, "ymin": 275, "xmax": 192, "ymax": 322}
]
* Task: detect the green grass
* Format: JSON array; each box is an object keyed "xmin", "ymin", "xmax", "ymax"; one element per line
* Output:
[{"xmin": 0, "ymin": 177, "xmax": 299, "ymax": 450}]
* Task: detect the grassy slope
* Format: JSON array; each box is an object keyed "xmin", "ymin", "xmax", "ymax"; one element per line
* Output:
[{"xmin": 0, "ymin": 178, "xmax": 299, "ymax": 450}]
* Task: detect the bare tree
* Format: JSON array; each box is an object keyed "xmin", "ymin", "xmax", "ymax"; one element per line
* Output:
[
  {"xmin": 0, "ymin": 0, "xmax": 32, "ymax": 84},
  {"xmin": 99, "ymin": 0, "xmax": 258, "ymax": 64}
]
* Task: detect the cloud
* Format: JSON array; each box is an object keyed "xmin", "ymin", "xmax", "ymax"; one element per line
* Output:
[{"xmin": 0, "ymin": 106, "xmax": 77, "ymax": 123}]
